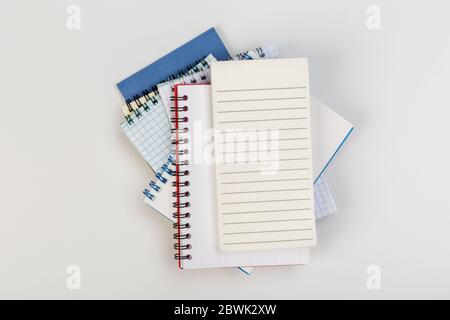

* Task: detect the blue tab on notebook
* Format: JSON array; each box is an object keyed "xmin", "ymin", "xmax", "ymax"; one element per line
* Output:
[{"xmin": 117, "ymin": 28, "xmax": 230, "ymax": 101}]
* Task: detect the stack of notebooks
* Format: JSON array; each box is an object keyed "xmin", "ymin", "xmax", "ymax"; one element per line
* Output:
[{"xmin": 117, "ymin": 28, "xmax": 353, "ymax": 274}]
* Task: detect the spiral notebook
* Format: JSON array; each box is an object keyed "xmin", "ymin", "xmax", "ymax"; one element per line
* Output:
[{"xmin": 172, "ymin": 84, "xmax": 310, "ymax": 268}]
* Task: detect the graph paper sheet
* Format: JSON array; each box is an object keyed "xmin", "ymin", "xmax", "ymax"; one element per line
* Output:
[
  {"xmin": 314, "ymin": 175, "xmax": 337, "ymax": 219},
  {"xmin": 121, "ymin": 96, "xmax": 172, "ymax": 172}
]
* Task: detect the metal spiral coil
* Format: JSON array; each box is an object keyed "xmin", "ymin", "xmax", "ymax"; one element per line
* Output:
[
  {"xmin": 174, "ymin": 243, "xmax": 191, "ymax": 250},
  {"xmin": 175, "ymin": 253, "xmax": 192, "ymax": 260},
  {"xmin": 125, "ymin": 87, "xmax": 159, "ymax": 125},
  {"xmin": 170, "ymin": 116, "xmax": 189, "ymax": 124},
  {"xmin": 171, "ymin": 127, "xmax": 189, "ymax": 134},
  {"xmin": 170, "ymin": 94, "xmax": 188, "ymax": 101},
  {"xmin": 171, "ymin": 138, "xmax": 189, "ymax": 145},
  {"xmin": 172, "ymin": 180, "xmax": 189, "ymax": 187},
  {"xmin": 172, "ymin": 212, "xmax": 190, "ymax": 219},
  {"xmin": 173, "ymin": 233, "xmax": 191, "ymax": 240},
  {"xmin": 172, "ymin": 92, "xmax": 191, "ymax": 263},
  {"xmin": 142, "ymin": 156, "xmax": 174, "ymax": 202},
  {"xmin": 173, "ymin": 202, "xmax": 190, "ymax": 209},
  {"xmin": 124, "ymin": 54, "xmax": 211, "ymax": 125},
  {"xmin": 173, "ymin": 222, "xmax": 191, "ymax": 229},
  {"xmin": 171, "ymin": 106, "xmax": 189, "ymax": 112},
  {"xmin": 172, "ymin": 191, "xmax": 190, "ymax": 198}
]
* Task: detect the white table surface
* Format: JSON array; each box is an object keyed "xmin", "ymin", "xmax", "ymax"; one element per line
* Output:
[{"xmin": 1, "ymin": 0, "xmax": 449, "ymax": 299}]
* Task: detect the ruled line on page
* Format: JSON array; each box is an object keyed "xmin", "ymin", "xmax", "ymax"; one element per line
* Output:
[
  {"xmin": 221, "ymin": 157, "xmax": 310, "ymax": 164},
  {"xmin": 222, "ymin": 228, "xmax": 313, "ymax": 235},
  {"xmin": 222, "ymin": 218, "xmax": 313, "ymax": 225},
  {"xmin": 221, "ymin": 198, "xmax": 311, "ymax": 205},
  {"xmin": 217, "ymin": 86, "xmax": 307, "ymax": 93},
  {"xmin": 220, "ymin": 157, "xmax": 310, "ymax": 164},
  {"xmin": 217, "ymin": 107, "xmax": 307, "ymax": 113},
  {"xmin": 217, "ymin": 117, "xmax": 307, "ymax": 124},
  {"xmin": 220, "ymin": 178, "xmax": 310, "ymax": 185},
  {"xmin": 220, "ymin": 168, "xmax": 310, "ymax": 175},
  {"xmin": 222, "ymin": 127, "xmax": 308, "ymax": 133},
  {"xmin": 216, "ymin": 97, "xmax": 307, "ymax": 104},
  {"xmin": 279, "ymin": 127, "xmax": 308, "ymax": 131},
  {"xmin": 221, "ymin": 188, "xmax": 311, "ymax": 195},
  {"xmin": 218, "ymin": 147, "xmax": 309, "ymax": 155},
  {"xmin": 219, "ymin": 137, "xmax": 308, "ymax": 144},
  {"xmin": 237, "ymin": 157, "xmax": 309, "ymax": 163},
  {"xmin": 221, "ymin": 208, "xmax": 312, "ymax": 215},
  {"xmin": 223, "ymin": 238, "xmax": 315, "ymax": 246}
]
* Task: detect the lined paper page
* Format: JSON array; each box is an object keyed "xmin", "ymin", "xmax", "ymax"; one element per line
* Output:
[{"xmin": 211, "ymin": 58, "xmax": 317, "ymax": 251}]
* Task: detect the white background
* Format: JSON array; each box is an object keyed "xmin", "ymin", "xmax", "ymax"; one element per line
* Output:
[{"xmin": 1, "ymin": 0, "xmax": 449, "ymax": 299}]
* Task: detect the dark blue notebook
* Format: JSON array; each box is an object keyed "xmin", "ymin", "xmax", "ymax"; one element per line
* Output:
[{"xmin": 117, "ymin": 28, "xmax": 230, "ymax": 102}]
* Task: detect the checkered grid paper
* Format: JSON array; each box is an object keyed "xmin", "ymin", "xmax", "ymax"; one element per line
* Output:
[
  {"xmin": 121, "ymin": 97, "xmax": 172, "ymax": 171},
  {"xmin": 314, "ymin": 175, "xmax": 337, "ymax": 219}
]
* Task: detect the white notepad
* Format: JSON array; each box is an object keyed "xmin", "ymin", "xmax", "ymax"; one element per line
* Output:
[
  {"xmin": 211, "ymin": 58, "xmax": 317, "ymax": 251},
  {"xmin": 173, "ymin": 84, "xmax": 310, "ymax": 268}
]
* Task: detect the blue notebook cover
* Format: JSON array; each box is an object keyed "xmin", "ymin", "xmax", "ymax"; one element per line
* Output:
[{"xmin": 117, "ymin": 28, "xmax": 231, "ymax": 101}]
